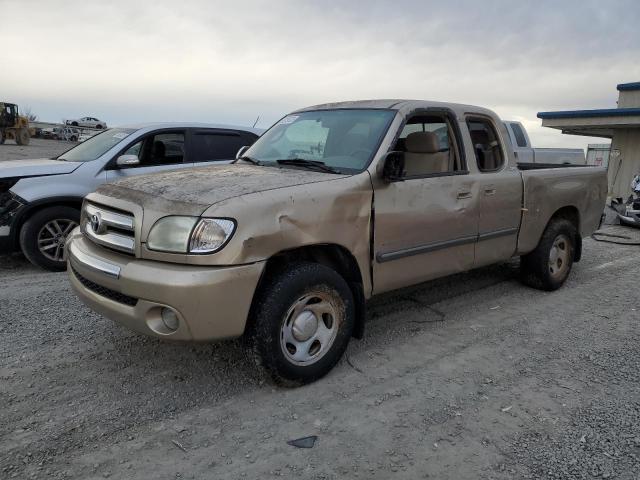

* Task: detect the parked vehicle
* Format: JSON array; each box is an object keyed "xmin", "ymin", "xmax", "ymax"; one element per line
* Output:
[
  {"xmin": 611, "ymin": 174, "xmax": 640, "ymax": 228},
  {"xmin": 66, "ymin": 117, "xmax": 107, "ymax": 129},
  {"xmin": 504, "ymin": 120, "xmax": 586, "ymax": 165},
  {"xmin": 55, "ymin": 127, "xmax": 80, "ymax": 141},
  {"xmin": 0, "ymin": 123, "xmax": 262, "ymax": 270},
  {"xmin": 66, "ymin": 100, "xmax": 607, "ymax": 385}
]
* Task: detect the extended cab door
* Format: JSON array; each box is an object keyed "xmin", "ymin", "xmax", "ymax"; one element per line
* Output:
[
  {"xmin": 372, "ymin": 111, "xmax": 480, "ymax": 294},
  {"xmin": 106, "ymin": 129, "xmax": 191, "ymax": 181},
  {"xmin": 466, "ymin": 117, "xmax": 522, "ymax": 267}
]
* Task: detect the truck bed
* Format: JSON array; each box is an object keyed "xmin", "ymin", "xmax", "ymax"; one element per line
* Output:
[{"xmin": 516, "ymin": 166, "xmax": 608, "ymax": 255}]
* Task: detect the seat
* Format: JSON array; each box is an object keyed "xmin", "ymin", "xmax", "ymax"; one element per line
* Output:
[{"xmin": 403, "ymin": 131, "xmax": 449, "ymax": 176}]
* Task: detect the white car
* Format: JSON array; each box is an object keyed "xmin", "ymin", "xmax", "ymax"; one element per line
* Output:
[{"xmin": 65, "ymin": 117, "xmax": 107, "ymax": 129}]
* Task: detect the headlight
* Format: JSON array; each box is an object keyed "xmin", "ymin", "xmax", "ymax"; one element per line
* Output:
[
  {"xmin": 189, "ymin": 218, "xmax": 235, "ymax": 253},
  {"xmin": 147, "ymin": 216, "xmax": 235, "ymax": 254}
]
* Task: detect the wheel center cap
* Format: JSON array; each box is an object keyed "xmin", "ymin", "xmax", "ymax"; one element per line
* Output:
[
  {"xmin": 292, "ymin": 310, "xmax": 318, "ymax": 342},
  {"xmin": 549, "ymin": 246, "xmax": 559, "ymax": 263}
]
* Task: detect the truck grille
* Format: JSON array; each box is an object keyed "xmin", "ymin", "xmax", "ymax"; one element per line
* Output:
[
  {"xmin": 71, "ymin": 265, "xmax": 138, "ymax": 307},
  {"xmin": 81, "ymin": 202, "xmax": 135, "ymax": 255}
]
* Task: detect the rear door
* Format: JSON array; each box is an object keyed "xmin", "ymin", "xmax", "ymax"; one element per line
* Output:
[
  {"xmin": 466, "ymin": 117, "xmax": 522, "ymax": 267},
  {"xmin": 188, "ymin": 130, "xmax": 258, "ymax": 166}
]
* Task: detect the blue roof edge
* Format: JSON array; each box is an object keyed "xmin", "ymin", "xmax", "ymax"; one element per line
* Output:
[
  {"xmin": 617, "ymin": 82, "xmax": 640, "ymax": 91},
  {"xmin": 537, "ymin": 107, "xmax": 640, "ymax": 119}
]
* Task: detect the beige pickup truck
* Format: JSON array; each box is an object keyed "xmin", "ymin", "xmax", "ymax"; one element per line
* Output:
[{"xmin": 66, "ymin": 100, "xmax": 607, "ymax": 384}]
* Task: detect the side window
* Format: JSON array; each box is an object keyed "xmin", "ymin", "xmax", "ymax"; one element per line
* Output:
[
  {"xmin": 394, "ymin": 114, "xmax": 462, "ymax": 176},
  {"xmin": 124, "ymin": 131, "xmax": 185, "ymax": 167},
  {"xmin": 191, "ymin": 132, "xmax": 249, "ymax": 162},
  {"xmin": 123, "ymin": 140, "xmax": 142, "ymax": 158},
  {"xmin": 467, "ymin": 118, "xmax": 505, "ymax": 172},
  {"xmin": 510, "ymin": 122, "xmax": 528, "ymax": 148}
]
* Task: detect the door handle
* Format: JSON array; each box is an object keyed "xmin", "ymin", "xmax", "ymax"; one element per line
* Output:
[
  {"xmin": 457, "ymin": 191, "xmax": 472, "ymax": 199},
  {"xmin": 484, "ymin": 188, "xmax": 496, "ymax": 196}
]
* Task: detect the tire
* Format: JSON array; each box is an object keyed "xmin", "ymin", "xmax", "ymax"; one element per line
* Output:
[
  {"xmin": 71, "ymin": 121, "xmax": 78, "ymax": 126},
  {"xmin": 0, "ymin": 130, "xmax": 5, "ymax": 144},
  {"xmin": 520, "ymin": 218, "xmax": 577, "ymax": 291},
  {"xmin": 247, "ymin": 262, "xmax": 355, "ymax": 386},
  {"xmin": 20, "ymin": 206, "xmax": 80, "ymax": 271},
  {"xmin": 70, "ymin": 135, "xmax": 78, "ymax": 142},
  {"xmin": 15, "ymin": 128, "xmax": 29, "ymax": 145},
  {"xmin": 96, "ymin": 124, "xmax": 103, "ymax": 129}
]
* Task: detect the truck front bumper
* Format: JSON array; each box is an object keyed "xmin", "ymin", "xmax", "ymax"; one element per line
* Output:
[{"xmin": 66, "ymin": 230, "xmax": 265, "ymax": 341}]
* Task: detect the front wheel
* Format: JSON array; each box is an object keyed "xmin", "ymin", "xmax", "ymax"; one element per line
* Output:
[
  {"xmin": 20, "ymin": 206, "xmax": 80, "ymax": 271},
  {"xmin": 248, "ymin": 263, "xmax": 355, "ymax": 386},
  {"xmin": 520, "ymin": 218, "xmax": 577, "ymax": 291}
]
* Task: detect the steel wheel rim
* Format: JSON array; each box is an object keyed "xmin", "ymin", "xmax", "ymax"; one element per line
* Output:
[
  {"xmin": 37, "ymin": 219, "xmax": 78, "ymax": 262},
  {"xmin": 280, "ymin": 291, "xmax": 341, "ymax": 366},
  {"xmin": 548, "ymin": 234, "xmax": 571, "ymax": 279}
]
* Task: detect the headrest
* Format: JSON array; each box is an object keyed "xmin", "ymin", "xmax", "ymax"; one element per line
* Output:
[{"xmin": 405, "ymin": 131, "xmax": 440, "ymax": 154}]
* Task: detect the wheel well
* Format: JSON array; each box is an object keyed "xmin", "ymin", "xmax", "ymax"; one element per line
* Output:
[
  {"xmin": 548, "ymin": 206, "xmax": 582, "ymax": 262},
  {"xmin": 252, "ymin": 244, "xmax": 367, "ymax": 339},
  {"xmin": 13, "ymin": 200, "xmax": 82, "ymax": 249}
]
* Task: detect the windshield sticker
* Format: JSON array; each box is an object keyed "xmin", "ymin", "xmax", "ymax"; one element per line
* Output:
[
  {"xmin": 278, "ymin": 115, "xmax": 299, "ymax": 125},
  {"xmin": 112, "ymin": 132, "xmax": 129, "ymax": 139}
]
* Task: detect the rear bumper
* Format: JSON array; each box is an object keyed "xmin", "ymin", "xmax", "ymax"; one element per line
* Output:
[{"xmin": 66, "ymin": 230, "xmax": 265, "ymax": 341}]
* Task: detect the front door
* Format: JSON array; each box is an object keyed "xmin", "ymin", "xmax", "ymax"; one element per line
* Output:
[
  {"xmin": 106, "ymin": 130, "xmax": 191, "ymax": 181},
  {"xmin": 372, "ymin": 112, "xmax": 480, "ymax": 294}
]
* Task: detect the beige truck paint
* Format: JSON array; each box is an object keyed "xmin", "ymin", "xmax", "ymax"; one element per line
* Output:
[{"xmin": 67, "ymin": 99, "xmax": 607, "ymax": 346}]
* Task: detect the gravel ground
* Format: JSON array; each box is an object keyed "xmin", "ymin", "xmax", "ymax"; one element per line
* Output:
[
  {"xmin": 1, "ymin": 227, "xmax": 639, "ymax": 479},
  {"xmin": 0, "ymin": 137, "xmax": 75, "ymax": 161}
]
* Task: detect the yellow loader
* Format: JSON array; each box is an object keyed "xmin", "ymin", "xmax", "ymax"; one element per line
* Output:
[{"xmin": 0, "ymin": 102, "xmax": 30, "ymax": 145}]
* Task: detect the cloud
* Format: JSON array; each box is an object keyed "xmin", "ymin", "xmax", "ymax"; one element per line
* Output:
[{"xmin": 2, "ymin": 0, "xmax": 638, "ymax": 149}]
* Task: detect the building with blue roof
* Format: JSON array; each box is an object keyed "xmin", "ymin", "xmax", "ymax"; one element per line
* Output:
[{"xmin": 538, "ymin": 82, "xmax": 640, "ymax": 198}]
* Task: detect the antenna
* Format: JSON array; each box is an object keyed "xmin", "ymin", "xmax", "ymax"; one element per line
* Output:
[{"xmin": 252, "ymin": 115, "xmax": 260, "ymax": 128}]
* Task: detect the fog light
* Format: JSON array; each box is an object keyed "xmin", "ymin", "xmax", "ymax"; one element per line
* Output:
[{"xmin": 161, "ymin": 308, "xmax": 180, "ymax": 332}]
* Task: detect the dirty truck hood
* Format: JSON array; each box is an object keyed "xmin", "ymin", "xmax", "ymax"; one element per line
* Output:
[
  {"xmin": 97, "ymin": 164, "xmax": 347, "ymax": 213},
  {"xmin": 0, "ymin": 158, "xmax": 81, "ymax": 178}
]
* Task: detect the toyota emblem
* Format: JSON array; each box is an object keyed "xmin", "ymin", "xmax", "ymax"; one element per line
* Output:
[{"xmin": 90, "ymin": 213, "xmax": 102, "ymax": 234}]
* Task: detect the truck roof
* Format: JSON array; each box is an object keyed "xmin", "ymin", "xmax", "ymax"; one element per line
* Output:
[{"xmin": 294, "ymin": 99, "xmax": 498, "ymax": 118}]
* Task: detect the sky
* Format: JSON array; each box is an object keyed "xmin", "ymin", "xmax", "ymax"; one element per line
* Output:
[{"xmin": 2, "ymin": 0, "xmax": 639, "ymax": 150}]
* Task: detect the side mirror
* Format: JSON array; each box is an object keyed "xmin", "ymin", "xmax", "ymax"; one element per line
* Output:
[
  {"xmin": 116, "ymin": 154, "xmax": 140, "ymax": 167},
  {"xmin": 381, "ymin": 151, "xmax": 405, "ymax": 183},
  {"xmin": 235, "ymin": 145, "xmax": 250, "ymax": 160}
]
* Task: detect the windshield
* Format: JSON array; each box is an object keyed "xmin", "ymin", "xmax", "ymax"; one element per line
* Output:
[
  {"xmin": 244, "ymin": 109, "xmax": 395, "ymax": 173},
  {"xmin": 57, "ymin": 128, "xmax": 136, "ymax": 162}
]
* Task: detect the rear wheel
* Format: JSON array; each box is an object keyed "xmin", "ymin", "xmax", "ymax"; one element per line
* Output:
[
  {"xmin": 0, "ymin": 130, "xmax": 5, "ymax": 144},
  {"xmin": 20, "ymin": 206, "xmax": 80, "ymax": 271},
  {"xmin": 96, "ymin": 124, "xmax": 103, "ymax": 129},
  {"xmin": 520, "ymin": 218, "xmax": 577, "ymax": 291},
  {"xmin": 248, "ymin": 263, "xmax": 355, "ymax": 385},
  {"xmin": 15, "ymin": 128, "xmax": 30, "ymax": 145}
]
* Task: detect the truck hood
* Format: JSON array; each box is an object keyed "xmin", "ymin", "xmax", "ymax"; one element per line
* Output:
[
  {"xmin": 97, "ymin": 164, "xmax": 348, "ymax": 215},
  {"xmin": 0, "ymin": 158, "xmax": 82, "ymax": 179}
]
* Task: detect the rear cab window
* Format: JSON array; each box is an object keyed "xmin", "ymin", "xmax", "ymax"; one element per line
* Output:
[{"xmin": 467, "ymin": 118, "xmax": 505, "ymax": 172}]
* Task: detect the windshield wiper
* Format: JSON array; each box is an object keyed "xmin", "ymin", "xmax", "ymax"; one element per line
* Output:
[
  {"xmin": 276, "ymin": 158, "xmax": 340, "ymax": 174},
  {"xmin": 237, "ymin": 155, "xmax": 262, "ymax": 166}
]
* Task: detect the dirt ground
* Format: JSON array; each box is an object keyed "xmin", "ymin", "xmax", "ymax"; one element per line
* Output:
[
  {"xmin": 1, "ymin": 229, "xmax": 639, "ymax": 480},
  {"xmin": 1, "ymin": 142, "xmax": 639, "ymax": 479},
  {"xmin": 0, "ymin": 137, "xmax": 75, "ymax": 162}
]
